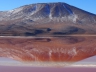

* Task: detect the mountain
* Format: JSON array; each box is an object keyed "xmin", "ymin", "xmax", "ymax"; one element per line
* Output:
[
  {"xmin": 0, "ymin": 2, "xmax": 96, "ymax": 64},
  {"xmin": 0, "ymin": 2, "xmax": 96, "ymax": 36}
]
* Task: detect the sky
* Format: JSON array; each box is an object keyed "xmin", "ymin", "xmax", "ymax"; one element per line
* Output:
[{"xmin": 0, "ymin": 0, "xmax": 96, "ymax": 14}]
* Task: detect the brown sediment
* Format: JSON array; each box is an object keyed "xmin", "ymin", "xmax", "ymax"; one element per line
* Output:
[{"xmin": 0, "ymin": 36, "xmax": 96, "ymax": 62}]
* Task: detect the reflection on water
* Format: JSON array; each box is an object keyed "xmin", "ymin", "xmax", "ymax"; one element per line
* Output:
[
  {"xmin": 0, "ymin": 36, "xmax": 96, "ymax": 67},
  {"xmin": 0, "ymin": 56, "xmax": 96, "ymax": 67}
]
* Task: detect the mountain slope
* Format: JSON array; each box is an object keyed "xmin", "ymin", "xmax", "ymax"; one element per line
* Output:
[
  {"xmin": 0, "ymin": 2, "xmax": 96, "ymax": 36},
  {"xmin": 0, "ymin": 2, "xmax": 96, "ymax": 65}
]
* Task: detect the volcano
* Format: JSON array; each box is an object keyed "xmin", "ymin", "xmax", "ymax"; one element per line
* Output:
[
  {"xmin": 0, "ymin": 2, "xmax": 96, "ymax": 36},
  {"xmin": 0, "ymin": 2, "xmax": 96, "ymax": 66}
]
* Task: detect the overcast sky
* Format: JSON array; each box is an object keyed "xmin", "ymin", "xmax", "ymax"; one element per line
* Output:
[{"xmin": 0, "ymin": 0, "xmax": 96, "ymax": 14}]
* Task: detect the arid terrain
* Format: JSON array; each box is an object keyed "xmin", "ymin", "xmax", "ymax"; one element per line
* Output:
[
  {"xmin": 0, "ymin": 2, "xmax": 96, "ymax": 36},
  {"xmin": 0, "ymin": 2, "xmax": 96, "ymax": 64}
]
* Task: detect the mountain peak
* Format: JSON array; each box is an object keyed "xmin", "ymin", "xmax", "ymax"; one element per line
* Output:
[
  {"xmin": 0, "ymin": 2, "xmax": 96, "ymax": 36},
  {"xmin": 0, "ymin": 2, "xmax": 96, "ymax": 23},
  {"xmin": 7, "ymin": 2, "xmax": 75, "ymax": 21}
]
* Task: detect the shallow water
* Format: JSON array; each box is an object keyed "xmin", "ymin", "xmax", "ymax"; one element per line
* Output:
[{"xmin": 0, "ymin": 36, "xmax": 96, "ymax": 67}]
